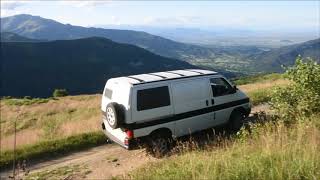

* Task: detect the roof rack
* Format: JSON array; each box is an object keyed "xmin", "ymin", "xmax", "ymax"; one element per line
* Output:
[
  {"xmin": 184, "ymin": 69, "xmax": 204, "ymax": 74},
  {"xmin": 149, "ymin": 73, "xmax": 167, "ymax": 79},
  {"xmin": 128, "ymin": 76, "xmax": 144, "ymax": 82},
  {"xmin": 166, "ymin": 71, "xmax": 185, "ymax": 76}
]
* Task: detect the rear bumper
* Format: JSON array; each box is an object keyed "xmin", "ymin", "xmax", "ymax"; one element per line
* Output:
[{"xmin": 101, "ymin": 122, "xmax": 140, "ymax": 150}]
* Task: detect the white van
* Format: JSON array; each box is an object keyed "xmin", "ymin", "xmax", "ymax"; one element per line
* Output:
[{"xmin": 101, "ymin": 69, "xmax": 251, "ymax": 157}]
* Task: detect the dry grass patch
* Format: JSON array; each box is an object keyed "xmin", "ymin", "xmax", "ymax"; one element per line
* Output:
[{"xmin": 1, "ymin": 94, "xmax": 101, "ymax": 150}]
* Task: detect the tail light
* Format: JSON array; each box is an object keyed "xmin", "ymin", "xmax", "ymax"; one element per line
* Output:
[
  {"xmin": 124, "ymin": 130, "xmax": 134, "ymax": 146},
  {"xmin": 126, "ymin": 130, "xmax": 134, "ymax": 139}
]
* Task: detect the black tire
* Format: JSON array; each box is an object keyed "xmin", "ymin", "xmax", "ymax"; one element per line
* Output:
[
  {"xmin": 146, "ymin": 134, "xmax": 172, "ymax": 158},
  {"xmin": 106, "ymin": 103, "xmax": 125, "ymax": 129},
  {"xmin": 228, "ymin": 111, "xmax": 245, "ymax": 132}
]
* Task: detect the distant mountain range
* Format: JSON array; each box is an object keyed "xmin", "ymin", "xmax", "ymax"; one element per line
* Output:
[
  {"xmin": 1, "ymin": 14, "xmax": 319, "ymax": 97},
  {"xmin": 97, "ymin": 25, "xmax": 318, "ymax": 48},
  {"xmin": 1, "ymin": 37, "xmax": 195, "ymax": 97},
  {"xmin": 1, "ymin": 32, "xmax": 42, "ymax": 42},
  {"xmin": 250, "ymin": 38, "xmax": 320, "ymax": 72},
  {"xmin": 1, "ymin": 14, "xmax": 224, "ymax": 64}
]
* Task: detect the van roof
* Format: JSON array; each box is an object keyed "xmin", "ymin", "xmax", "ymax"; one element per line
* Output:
[{"xmin": 111, "ymin": 69, "xmax": 218, "ymax": 85}]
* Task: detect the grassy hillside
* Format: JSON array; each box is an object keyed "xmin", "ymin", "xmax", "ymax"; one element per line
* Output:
[
  {"xmin": 0, "ymin": 74, "xmax": 285, "ymax": 151},
  {"xmin": 1, "ymin": 95, "xmax": 101, "ymax": 150},
  {"xmin": 0, "ymin": 76, "xmax": 280, "ymax": 151},
  {"xmin": 0, "ymin": 73, "xmax": 288, "ymax": 169},
  {"xmin": 128, "ymin": 116, "xmax": 320, "ymax": 180}
]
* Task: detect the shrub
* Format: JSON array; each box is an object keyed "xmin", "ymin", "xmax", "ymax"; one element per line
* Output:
[
  {"xmin": 53, "ymin": 89, "xmax": 68, "ymax": 97},
  {"xmin": 270, "ymin": 56, "xmax": 320, "ymax": 122}
]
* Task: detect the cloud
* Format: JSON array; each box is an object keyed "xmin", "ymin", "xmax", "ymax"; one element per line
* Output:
[
  {"xmin": 143, "ymin": 16, "xmax": 203, "ymax": 26},
  {"xmin": 59, "ymin": 1, "xmax": 113, "ymax": 8},
  {"xmin": 111, "ymin": 16, "xmax": 121, "ymax": 25},
  {"xmin": 1, "ymin": 1, "xmax": 28, "ymax": 10},
  {"xmin": 1, "ymin": 1, "xmax": 33, "ymax": 17}
]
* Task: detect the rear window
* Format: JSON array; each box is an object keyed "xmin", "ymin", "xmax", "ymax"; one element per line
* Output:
[
  {"xmin": 104, "ymin": 88, "xmax": 113, "ymax": 99},
  {"xmin": 137, "ymin": 86, "xmax": 170, "ymax": 111}
]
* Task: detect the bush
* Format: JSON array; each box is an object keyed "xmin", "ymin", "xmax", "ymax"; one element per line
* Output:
[
  {"xmin": 270, "ymin": 56, "xmax": 320, "ymax": 122},
  {"xmin": 53, "ymin": 89, "xmax": 68, "ymax": 97}
]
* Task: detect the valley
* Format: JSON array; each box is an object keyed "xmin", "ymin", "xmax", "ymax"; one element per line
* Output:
[{"xmin": 1, "ymin": 14, "xmax": 319, "ymax": 84}]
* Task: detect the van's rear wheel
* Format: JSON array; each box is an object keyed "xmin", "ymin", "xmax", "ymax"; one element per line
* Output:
[{"xmin": 147, "ymin": 135, "xmax": 171, "ymax": 158}]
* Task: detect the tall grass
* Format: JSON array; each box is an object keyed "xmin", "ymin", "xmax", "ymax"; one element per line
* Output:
[
  {"xmin": 246, "ymin": 88, "xmax": 272, "ymax": 106},
  {"xmin": 129, "ymin": 115, "xmax": 320, "ymax": 180}
]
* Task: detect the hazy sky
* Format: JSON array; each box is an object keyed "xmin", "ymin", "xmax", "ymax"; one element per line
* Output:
[{"xmin": 1, "ymin": 1, "xmax": 319, "ymax": 31}]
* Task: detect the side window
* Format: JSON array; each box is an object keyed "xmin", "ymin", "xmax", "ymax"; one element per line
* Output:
[
  {"xmin": 210, "ymin": 78, "xmax": 233, "ymax": 97},
  {"xmin": 137, "ymin": 86, "xmax": 170, "ymax": 111},
  {"xmin": 104, "ymin": 88, "xmax": 113, "ymax": 99}
]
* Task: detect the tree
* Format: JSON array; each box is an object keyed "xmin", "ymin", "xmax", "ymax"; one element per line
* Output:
[
  {"xmin": 271, "ymin": 56, "xmax": 320, "ymax": 121},
  {"xmin": 53, "ymin": 89, "xmax": 68, "ymax": 97}
]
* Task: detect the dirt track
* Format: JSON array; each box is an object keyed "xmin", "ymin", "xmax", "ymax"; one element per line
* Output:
[{"xmin": 0, "ymin": 144, "xmax": 157, "ymax": 179}]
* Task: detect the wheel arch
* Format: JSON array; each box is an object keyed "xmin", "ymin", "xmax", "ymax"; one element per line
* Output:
[
  {"xmin": 229, "ymin": 106, "xmax": 247, "ymax": 120},
  {"xmin": 149, "ymin": 127, "xmax": 173, "ymax": 138}
]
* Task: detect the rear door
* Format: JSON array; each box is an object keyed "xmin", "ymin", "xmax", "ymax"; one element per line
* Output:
[{"xmin": 172, "ymin": 78, "xmax": 212, "ymax": 136}]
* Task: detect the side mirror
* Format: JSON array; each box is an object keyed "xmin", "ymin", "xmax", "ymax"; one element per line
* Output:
[{"xmin": 232, "ymin": 85, "xmax": 238, "ymax": 93}]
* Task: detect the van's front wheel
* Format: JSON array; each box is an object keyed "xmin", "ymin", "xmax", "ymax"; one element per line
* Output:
[
  {"xmin": 147, "ymin": 136, "xmax": 171, "ymax": 158},
  {"xmin": 228, "ymin": 111, "xmax": 245, "ymax": 132}
]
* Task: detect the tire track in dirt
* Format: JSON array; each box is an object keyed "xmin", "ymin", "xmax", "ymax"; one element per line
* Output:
[{"xmin": 0, "ymin": 144, "xmax": 156, "ymax": 179}]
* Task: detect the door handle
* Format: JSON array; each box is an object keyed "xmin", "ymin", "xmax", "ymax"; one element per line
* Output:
[
  {"xmin": 211, "ymin": 99, "xmax": 215, "ymax": 105},
  {"xmin": 206, "ymin": 100, "xmax": 209, "ymax": 106}
]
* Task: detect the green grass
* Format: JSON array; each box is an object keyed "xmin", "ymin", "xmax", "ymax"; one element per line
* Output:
[
  {"xmin": 2, "ymin": 97, "xmax": 52, "ymax": 106},
  {"xmin": 0, "ymin": 131, "xmax": 106, "ymax": 169},
  {"xmin": 234, "ymin": 73, "xmax": 282, "ymax": 85},
  {"xmin": 1, "ymin": 95, "xmax": 100, "ymax": 138},
  {"xmin": 128, "ymin": 116, "xmax": 320, "ymax": 180},
  {"xmin": 247, "ymin": 88, "xmax": 273, "ymax": 105}
]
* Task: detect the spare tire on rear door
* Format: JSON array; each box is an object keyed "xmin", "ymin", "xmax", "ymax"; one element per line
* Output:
[{"xmin": 106, "ymin": 102, "xmax": 125, "ymax": 129}]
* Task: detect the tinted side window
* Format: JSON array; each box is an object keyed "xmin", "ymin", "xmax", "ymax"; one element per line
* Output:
[
  {"xmin": 104, "ymin": 88, "xmax": 113, "ymax": 99},
  {"xmin": 210, "ymin": 78, "xmax": 233, "ymax": 97},
  {"xmin": 137, "ymin": 86, "xmax": 170, "ymax": 111}
]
